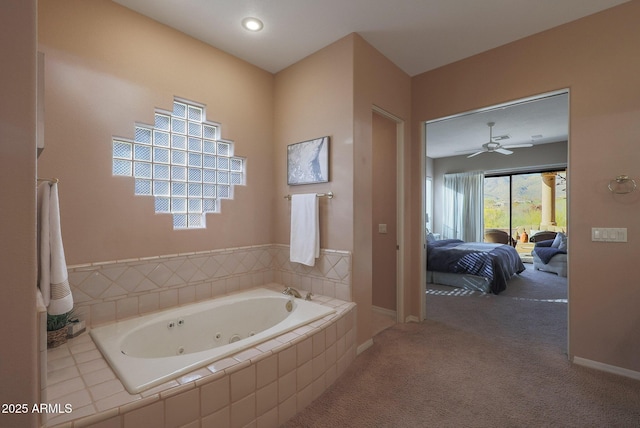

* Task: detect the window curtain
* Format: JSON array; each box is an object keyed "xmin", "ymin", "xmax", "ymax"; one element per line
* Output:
[{"xmin": 442, "ymin": 171, "xmax": 484, "ymax": 242}]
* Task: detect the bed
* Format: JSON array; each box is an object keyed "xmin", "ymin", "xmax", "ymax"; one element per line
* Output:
[{"xmin": 427, "ymin": 237, "xmax": 525, "ymax": 294}]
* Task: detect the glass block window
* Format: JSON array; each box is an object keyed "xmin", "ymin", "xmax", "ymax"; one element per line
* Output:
[{"xmin": 113, "ymin": 98, "xmax": 246, "ymax": 229}]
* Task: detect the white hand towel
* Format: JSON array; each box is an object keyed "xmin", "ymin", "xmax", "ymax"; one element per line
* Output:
[
  {"xmin": 290, "ymin": 194, "xmax": 320, "ymax": 266},
  {"xmin": 38, "ymin": 182, "xmax": 74, "ymax": 315}
]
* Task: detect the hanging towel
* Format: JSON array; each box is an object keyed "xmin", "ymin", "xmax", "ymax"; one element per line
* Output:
[
  {"xmin": 290, "ymin": 194, "xmax": 320, "ymax": 266},
  {"xmin": 38, "ymin": 182, "xmax": 74, "ymax": 315}
]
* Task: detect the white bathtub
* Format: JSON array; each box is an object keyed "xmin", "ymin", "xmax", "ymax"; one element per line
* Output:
[{"xmin": 90, "ymin": 288, "xmax": 335, "ymax": 393}]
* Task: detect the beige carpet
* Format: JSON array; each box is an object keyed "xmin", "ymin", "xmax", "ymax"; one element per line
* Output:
[{"xmin": 284, "ymin": 265, "xmax": 640, "ymax": 427}]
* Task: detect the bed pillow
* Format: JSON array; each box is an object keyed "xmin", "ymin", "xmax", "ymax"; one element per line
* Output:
[
  {"xmin": 426, "ymin": 232, "xmax": 436, "ymax": 244},
  {"xmin": 551, "ymin": 232, "xmax": 567, "ymax": 251}
]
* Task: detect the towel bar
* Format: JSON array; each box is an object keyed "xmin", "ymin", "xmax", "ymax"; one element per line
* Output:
[
  {"xmin": 284, "ymin": 191, "xmax": 333, "ymax": 200},
  {"xmin": 37, "ymin": 177, "xmax": 59, "ymax": 184}
]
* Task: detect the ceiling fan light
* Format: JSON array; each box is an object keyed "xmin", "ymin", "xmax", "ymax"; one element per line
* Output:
[{"xmin": 467, "ymin": 121, "xmax": 531, "ymax": 159}]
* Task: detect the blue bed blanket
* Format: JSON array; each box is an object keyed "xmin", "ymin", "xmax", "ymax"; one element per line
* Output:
[{"xmin": 427, "ymin": 239, "xmax": 525, "ymax": 294}]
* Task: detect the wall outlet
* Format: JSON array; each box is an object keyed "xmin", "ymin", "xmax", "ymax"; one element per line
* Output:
[{"xmin": 378, "ymin": 224, "xmax": 387, "ymax": 234}]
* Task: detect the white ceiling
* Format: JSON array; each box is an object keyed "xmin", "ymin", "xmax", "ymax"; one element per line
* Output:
[
  {"xmin": 111, "ymin": 0, "xmax": 622, "ymax": 158},
  {"xmin": 113, "ymin": 0, "xmax": 628, "ymax": 76},
  {"xmin": 426, "ymin": 92, "xmax": 569, "ymax": 159}
]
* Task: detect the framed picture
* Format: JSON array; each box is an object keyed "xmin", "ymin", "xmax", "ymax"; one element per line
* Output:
[{"xmin": 287, "ymin": 136, "xmax": 329, "ymax": 185}]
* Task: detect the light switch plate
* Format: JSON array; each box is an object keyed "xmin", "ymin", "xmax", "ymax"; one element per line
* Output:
[{"xmin": 591, "ymin": 227, "xmax": 627, "ymax": 242}]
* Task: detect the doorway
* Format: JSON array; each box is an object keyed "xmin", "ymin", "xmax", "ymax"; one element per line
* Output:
[
  {"xmin": 421, "ymin": 90, "xmax": 570, "ymax": 349},
  {"xmin": 371, "ymin": 108, "xmax": 403, "ymax": 334}
]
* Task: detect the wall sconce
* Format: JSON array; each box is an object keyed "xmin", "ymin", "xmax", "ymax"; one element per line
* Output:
[{"xmin": 608, "ymin": 175, "xmax": 637, "ymax": 194}]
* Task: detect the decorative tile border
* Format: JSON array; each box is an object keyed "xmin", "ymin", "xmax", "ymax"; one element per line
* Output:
[
  {"xmin": 271, "ymin": 245, "xmax": 352, "ymax": 302},
  {"xmin": 67, "ymin": 245, "xmax": 352, "ymax": 328}
]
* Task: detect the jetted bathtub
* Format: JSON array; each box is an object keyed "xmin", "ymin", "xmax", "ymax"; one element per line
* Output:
[{"xmin": 90, "ymin": 288, "xmax": 335, "ymax": 393}]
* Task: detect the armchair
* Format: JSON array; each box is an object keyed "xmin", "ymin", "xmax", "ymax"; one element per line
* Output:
[
  {"xmin": 532, "ymin": 233, "xmax": 567, "ymax": 277},
  {"xmin": 484, "ymin": 229, "xmax": 516, "ymax": 247}
]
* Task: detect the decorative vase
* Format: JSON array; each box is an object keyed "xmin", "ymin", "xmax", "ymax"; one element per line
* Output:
[
  {"xmin": 47, "ymin": 327, "xmax": 68, "ymax": 349},
  {"xmin": 520, "ymin": 232, "xmax": 529, "ymax": 243}
]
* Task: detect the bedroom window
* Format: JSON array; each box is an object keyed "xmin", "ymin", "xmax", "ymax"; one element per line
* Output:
[
  {"xmin": 484, "ymin": 169, "xmax": 566, "ymax": 240},
  {"xmin": 112, "ymin": 98, "xmax": 246, "ymax": 229}
]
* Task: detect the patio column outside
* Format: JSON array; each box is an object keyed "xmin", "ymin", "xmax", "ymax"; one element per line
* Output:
[{"xmin": 540, "ymin": 172, "xmax": 557, "ymax": 228}]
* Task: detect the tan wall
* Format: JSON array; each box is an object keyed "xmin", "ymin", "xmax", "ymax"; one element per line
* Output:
[
  {"xmin": 37, "ymin": 0, "xmax": 275, "ymax": 265},
  {"xmin": 411, "ymin": 2, "xmax": 640, "ymax": 372},
  {"xmin": 0, "ymin": 1, "xmax": 40, "ymax": 426},
  {"xmin": 273, "ymin": 36, "xmax": 355, "ymax": 252},
  {"xmin": 353, "ymin": 35, "xmax": 412, "ymax": 343},
  {"xmin": 274, "ymin": 34, "xmax": 411, "ymax": 346},
  {"xmin": 372, "ymin": 112, "xmax": 397, "ymax": 310}
]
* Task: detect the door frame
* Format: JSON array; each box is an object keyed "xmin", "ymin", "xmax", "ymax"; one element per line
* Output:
[
  {"xmin": 420, "ymin": 88, "xmax": 570, "ymax": 351},
  {"xmin": 372, "ymin": 105, "xmax": 405, "ymax": 323}
]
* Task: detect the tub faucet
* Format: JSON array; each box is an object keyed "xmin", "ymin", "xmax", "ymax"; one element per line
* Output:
[{"xmin": 282, "ymin": 287, "xmax": 302, "ymax": 298}]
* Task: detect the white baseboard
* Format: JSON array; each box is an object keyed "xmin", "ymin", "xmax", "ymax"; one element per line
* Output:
[
  {"xmin": 356, "ymin": 338, "xmax": 374, "ymax": 355},
  {"xmin": 405, "ymin": 315, "xmax": 420, "ymax": 323},
  {"xmin": 573, "ymin": 356, "xmax": 640, "ymax": 381}
]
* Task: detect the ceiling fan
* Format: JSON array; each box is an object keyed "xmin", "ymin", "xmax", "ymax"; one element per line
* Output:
[{"xmin": 467, "ymin": 122, "xmax": 533, "ymax": 158}]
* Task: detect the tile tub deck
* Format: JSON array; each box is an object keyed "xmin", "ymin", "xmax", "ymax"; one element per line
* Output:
[{"xmin": 46, "ymin": 287, "xmax": 356, "ymax": 428}]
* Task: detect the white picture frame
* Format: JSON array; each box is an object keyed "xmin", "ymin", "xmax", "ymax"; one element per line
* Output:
[{"xmin": 287, "ymin": 136, "xmax": 329, "ymax": 185}]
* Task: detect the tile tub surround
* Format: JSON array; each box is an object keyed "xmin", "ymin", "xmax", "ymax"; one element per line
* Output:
[
  {"xmin": 38, "ymin": 291, "xmax": 48, "ymax": 428},
  {"xmin": 46, "ymin": 289, "xmax": 356, "ymax": 428},
  {"xmin": 67, "ymin": 244, "xmax": 351, "ymax": 328}
]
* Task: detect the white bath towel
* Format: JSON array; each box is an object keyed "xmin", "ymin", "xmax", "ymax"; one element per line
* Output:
[
  {"xmin": 38, "ymin": 182, "xmax": 74, "ymax": 315},
  {"xmin": 290, "ymin": 194, "xmax": 319, "ymax": 266}
]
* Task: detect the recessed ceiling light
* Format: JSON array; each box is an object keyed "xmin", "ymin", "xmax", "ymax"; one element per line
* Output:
[{"xmin": 242, "ymin": 17, "xmax": 263, "ymax": 32}]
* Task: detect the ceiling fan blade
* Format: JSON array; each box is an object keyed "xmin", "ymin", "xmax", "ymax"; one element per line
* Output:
[
  {"xmin": 503, "ymin": 143, "xmax": 533, "ymax": 149},
  {"xmin": 495, "ymin": 148, "xmax": 513, "ymax": 155},
  {"xmin": 467, "ymin": 150, "xmax": 484, "ymax": 158}
]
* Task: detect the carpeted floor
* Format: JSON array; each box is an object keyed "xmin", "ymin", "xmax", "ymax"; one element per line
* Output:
[{"xmin": 284, "ymin": 265, "xmax": 640, "ymax": 427}]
